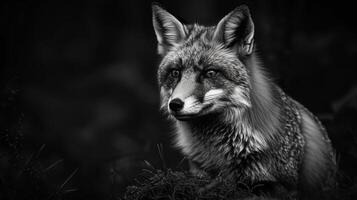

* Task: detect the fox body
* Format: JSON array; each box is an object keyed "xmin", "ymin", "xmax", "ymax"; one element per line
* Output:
[{"xmin": 152, "ymin": 4, "xmax": 336, "ymax": 194}]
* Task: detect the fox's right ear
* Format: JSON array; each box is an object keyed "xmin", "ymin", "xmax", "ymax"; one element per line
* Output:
[
  {"xmin": 152, "ymin": 4, "xmax": 186, "ymax": 55},
  {"xmin": 213, "ymin": 5, "xmax": 255, "ymax": 56}
]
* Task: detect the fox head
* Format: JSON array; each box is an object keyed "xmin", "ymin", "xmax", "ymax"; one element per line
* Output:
[{"xmin": 152, "ymin": 4, "xmax": 255, "ymax": 121}]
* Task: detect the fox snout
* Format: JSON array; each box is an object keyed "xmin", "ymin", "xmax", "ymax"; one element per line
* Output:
[
  {"xmin": 166, "ymin": 86, "xmax": 252, "ymax": 120},
  {"xmin": 167, "ymin": 94, "xmax": 204, "ymax": 120},
  {"xmin": 166, "ymin": 74, "xmax": 206, "ymax": 119},
  {"xmin": 167, "ymin": 87, "xmax": 226, "ymax": 120}
]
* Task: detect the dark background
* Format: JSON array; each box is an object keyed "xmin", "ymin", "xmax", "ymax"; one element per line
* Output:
[{"xmin": 1, "ymin": 0, "xmax": 357, "ymax": 199}]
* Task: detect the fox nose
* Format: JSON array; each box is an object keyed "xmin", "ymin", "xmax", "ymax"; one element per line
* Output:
[{"xmin": 169, "ymin": 98, "xmax": 184, "ymax": 112}]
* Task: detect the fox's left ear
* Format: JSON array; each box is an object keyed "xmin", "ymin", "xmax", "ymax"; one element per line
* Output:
[
  {"xmin": 213, "ymin": 5, "xmax": 254, "ymax": 56},
  {"xmin": 152, "ymin": 4, "xmax": 186, "ymax": 55}
]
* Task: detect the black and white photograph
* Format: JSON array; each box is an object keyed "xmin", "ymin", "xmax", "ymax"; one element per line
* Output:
[{"xmin": 1, "ymin": 0, "xmax": 356, "ymax": 199}]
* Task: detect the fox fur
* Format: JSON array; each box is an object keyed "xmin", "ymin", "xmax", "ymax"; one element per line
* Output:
[{"xmin": 152, "ymin": 4, "xmax": 336, "ymax": 196}]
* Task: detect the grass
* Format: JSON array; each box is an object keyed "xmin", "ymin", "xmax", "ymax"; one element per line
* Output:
[
  {"xmin": 122, "ymin": 168, "xmax": 263, "ymax": 200},
  {"xmin": 121, "ymin": 166, "xmax": 357, "ymax": 200}
]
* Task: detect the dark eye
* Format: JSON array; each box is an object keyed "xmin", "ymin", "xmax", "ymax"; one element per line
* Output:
[
  {"xmin": 205, "ymin": 70, "xmax": 217, "ymax": 78},
  {"xmin": 170, "ymin": 69, "xmax": 180, "ymax": 78}
]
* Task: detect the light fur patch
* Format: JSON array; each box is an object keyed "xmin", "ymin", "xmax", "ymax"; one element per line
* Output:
[
  {"xmin": 224, "ymin": 108, "xmax": 268, "ymax": 151},
  {"xmin": 223, "ymin": 108, "xmax": 242, "ymax": 123},
  {"xmin": 240, "ymin": 122, "xmax": 267, "ymax": 150},
  {"xmin": 182, "ymin": 96, "xmax": 202, "ymax": 114},
  {"xmin": 160, "ymin": 87, "xmax": 171, "ymax": 110},
  {"xmin": 251, "ymin": 59, "xmax": 271, "ymax": 106},
  {"xmin": 175, "ymin": 121, "xmax": 193, "ymax": 155},
  {"xmin": 232, "ymin": 87, "xmax": 251, "ymax": 107},
  {"xmin": 204, "ymin": 89, "xmax": 224, "ymax": 102},
  {"xmin": 160, "ymin": 87, "xmax": 167, "ymax": 99},
  {"xmin": 301, "ymin": 110, "xmax": 331, "ymax": 189}
]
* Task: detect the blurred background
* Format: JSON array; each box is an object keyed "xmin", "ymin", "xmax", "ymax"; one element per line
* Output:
[{"xmin": 1, "ymin": 0, "xmax": 356, "ymax": 199}]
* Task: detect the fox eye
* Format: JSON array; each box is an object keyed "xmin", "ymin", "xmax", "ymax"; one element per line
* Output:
[
  {"xmin": 170, "ymin": 69, "xmax": 180, "ymax": 78},
  {"xmin": 205, "ymin": 70, "xmax": 217, "ymax": 78}
]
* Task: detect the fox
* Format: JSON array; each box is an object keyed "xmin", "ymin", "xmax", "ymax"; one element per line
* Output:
[{"xmin": 152, "ymin": 4, "xmax": 336, "ymax": 197}]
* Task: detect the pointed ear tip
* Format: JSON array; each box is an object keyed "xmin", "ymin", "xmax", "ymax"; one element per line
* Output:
[
  {"xmin": 235, "ymin": 4, "xmax": 251, "ymax": 14},
  {"xmin": 152, "ymin": 3, "xmax": 171, "ymax": 18},
  {"xmin": 151, "ymin": 2, "xmax": 162, "ymax": 12},
  {"xmin": 238, "ymin": 4, "xmax": 250, "ymax": 10}
]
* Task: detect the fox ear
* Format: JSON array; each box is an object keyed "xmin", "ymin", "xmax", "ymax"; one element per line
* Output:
[
  {"xmin": 213, "ymin": 5, "xmax": 254, "ymax": 55},
  {"xmin": 152, "ymin": 4, "xmax": 186, "ymax": 55}
]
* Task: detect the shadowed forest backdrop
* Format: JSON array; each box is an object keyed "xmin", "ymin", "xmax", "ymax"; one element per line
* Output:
[{"xmin": 1, "ymin": 0, "xmax": 357, "ymax": 199}]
